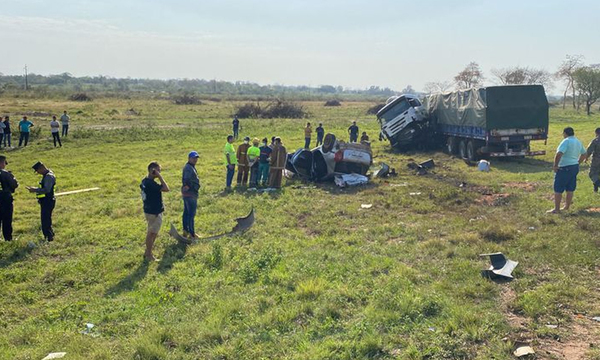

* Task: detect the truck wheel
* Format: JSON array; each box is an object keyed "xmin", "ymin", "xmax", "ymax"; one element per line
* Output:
[
  {"xmin": 466, "ymin": 141, "xmax": 478, "ymax": 162},
  {"xmin": 458, "ymin": 140, "xmax": 467, "ymax": 159},
  {"xmin": 446, "ymin": 137, "xmax": 457, "ymax": 154}
]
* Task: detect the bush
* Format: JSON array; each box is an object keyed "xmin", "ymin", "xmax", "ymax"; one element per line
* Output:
[
  {"xmin": 366, "ymin": 103, "xmax": 385, "ymax": 115},
  {"xmin": 234, "ymin": 100, "xmax": 308, "ymax": 119},
  {"xmin": 69, "ymin": 93, "xmax": 92, "ymax": 101},
  {"xmin": 324, "ymin": 99, "xmax": 341, "ymax": 107},
  {"xmin": 172, "ymin": 93, "xmax": 202, "ymax": 105}
]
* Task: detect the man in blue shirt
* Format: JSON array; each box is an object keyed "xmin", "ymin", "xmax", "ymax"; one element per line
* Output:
[
  {"xmin": 18, "ymin": 116, "xmax": 34, "ymax": 147},
  {"xmin": 548, "ymin": 127, "xmax": 586, "ymax": 213}
]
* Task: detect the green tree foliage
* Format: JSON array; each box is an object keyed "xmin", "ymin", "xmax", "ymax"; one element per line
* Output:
[{"xmin": 573, "ymin": 66, "xmax": 600, "ymax": 115}]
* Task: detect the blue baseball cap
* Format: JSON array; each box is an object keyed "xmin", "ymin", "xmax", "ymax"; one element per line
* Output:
[{"xmin": 188, "ymin": 151, "xmax": 200, "ymax": 158}]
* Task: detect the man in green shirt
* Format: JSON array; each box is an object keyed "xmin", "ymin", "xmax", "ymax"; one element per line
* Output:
[
  {"xmin": 224, "ymin": 135, "xmax": 237, "ymax": 191},
  {"xmin": 248, "ymin": 138, "xmax": 261, "ymax": 187},
  {"xmin": 584, "ymin": 128, "xmax": 600, "ymax": 192}
]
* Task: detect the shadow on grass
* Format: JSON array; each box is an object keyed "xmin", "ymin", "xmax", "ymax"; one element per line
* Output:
[
  {"xmin": 492, "ymin": 157, "xmax": 554, "ymax": 173},
  {"xmin": 0, "ymin": 243, "xmax": 35, "ymax": 269},
  {"xmin": 104, "ymin": 260, "xmax": 149, "ymax": 296},
  {"xmin": 157, "ymin": 242, "xmax": 188, "ymax": 274}
]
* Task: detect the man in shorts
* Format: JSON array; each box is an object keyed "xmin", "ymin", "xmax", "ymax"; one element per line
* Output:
[
  {"xmin": 140, "ymin": 161, "xmax": 170, "ymax": 261},
  {"xmin": 548, "ymin": 127, "xmax": 586, "ymax": 214}
]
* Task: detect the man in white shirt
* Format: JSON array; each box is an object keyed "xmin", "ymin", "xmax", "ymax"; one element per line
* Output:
[
  {"xmin": 50, "ymin": 116, "xmax": 62, "ymax": 147},
  {"xmin": 60, "ymin": 111, "xmax": 70, "ymax": 137}
]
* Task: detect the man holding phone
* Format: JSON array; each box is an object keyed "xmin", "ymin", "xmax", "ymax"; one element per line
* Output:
[{"xmin": 140, "ymin": 161, "xmax": 170, "ymax": 261}]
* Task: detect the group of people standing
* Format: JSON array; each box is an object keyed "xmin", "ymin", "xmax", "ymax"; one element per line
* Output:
[
  {"xmin": 0, "ymin": 111, "xmax": 70, "ymax": 149},
  {"xmin": 224, "ymin": 135, "xmax": 287, "ymax": 190},
  {"xmin": 0, "ymin": 157, "xmax": 57, "ymax": 243}
]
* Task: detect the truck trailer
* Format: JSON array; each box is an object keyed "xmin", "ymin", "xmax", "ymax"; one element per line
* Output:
[{"xmin": 377, "ymin": 85, "xmax": 549, "ymax": 160}]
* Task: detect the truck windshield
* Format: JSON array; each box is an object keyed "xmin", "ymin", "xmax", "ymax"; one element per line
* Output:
[
  {"xmin": 379, "ymin": 98, "xmax": 411, "ymax": 122},
  {"xmin": 408, "ymin": 98, "xmax": 421, "ymax": 107}
]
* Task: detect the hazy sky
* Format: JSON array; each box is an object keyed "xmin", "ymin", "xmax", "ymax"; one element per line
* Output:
[{"xmin": 1, "ymin": 0, "xmax": 598, "ymax": 91}]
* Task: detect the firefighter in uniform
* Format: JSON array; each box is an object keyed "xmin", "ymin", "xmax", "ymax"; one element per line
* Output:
[
  {"xmin": 0, "ymin": 156, "xmax": 19, "ymax": 241},
  {"xmin": 268, "ymin": 137, "xmax": 287, "ymax": 188},
  {"xmin": 585, "ymin": 127, "xmax": 600, "ymax": 192},
  {"xmin": 27, "ymin": 162, "xmax": 56, "ymax": 241},
  {"xmin": 236, "ymin": 136, "xmax": 251, "ymax": 186}
]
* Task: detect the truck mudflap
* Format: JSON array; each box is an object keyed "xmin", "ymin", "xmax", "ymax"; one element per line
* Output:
[{"xmin": 489, "ymin": 150, "xmax": 546, "ymax": 157}]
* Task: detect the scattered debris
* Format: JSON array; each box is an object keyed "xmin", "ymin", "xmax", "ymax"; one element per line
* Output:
[
  {"xmin": 80, "ymin": 323, "xmax": 99, "ymax": 337},
  {"xmin": 513, "ymin": 346, "xmax": 535, "ymax": 357},
  {"xmin": 476, "ymin": 193, "xmax": 510, "ymax": 206},
  {"xmin": 361, "ymin": 204, "xmax": 373, "ymax": 209},
  {"xmin": 389, "ymin": 182, "xmax": 408, "ymax": 187},
  {"xmin": 409, "ymin": 192, "xmax": 422, "ymax": 196},
  {"xmin": 480, "ymin": 252, "xmax": 518, "ymax": 280},
  {"xmin": 42, "ymin": 353, "xmax": 67, "ymax": 360},
  {"xmin": 334, "ymin": 174, "xmax": 368, "ymax": 188},
  {"xmin": 55, "ymin": 187, "xmax": 100, "ymax": 197},
  {"xmin": 428, "ymin": 327, "xmax": 436, "ymax": 332},
  {"xmin": 478, "ymin": 160, "xmax": 491, "ymax": 172},
  {"xmin": 592, "ymin": 316, "xmax": 600, "ymax": 322},
  {"xmin": 419, "ymin": 159, "xmax": 435, "ymax": 169},
  {"xmin": 170, "ymin": 208, "xmax": 255, "ymax": 244},
  {"xmin": 125, "ymin": 108, "xmax": 140, "ymax": 116},
  {"xmin": 373, "ymin": 162, "xmax": 390, "ymax": 178},
  {"xmin": 545, "ymin": 324, "xmax": 558, "ymax": 329},
  {"xmin": 528, "ymin": 227, "xmax": 536, "ymax": 231},
  {"xmin": 469, "ymin": 215, "xmax": 487, "ymax": 223},
  {"xmin": 585, "ymin": 208, "xmax": 600, "ymax": 214}
]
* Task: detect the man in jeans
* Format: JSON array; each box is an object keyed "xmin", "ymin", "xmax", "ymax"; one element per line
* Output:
[
  {"xmin": 315, "ymin": 123, "xmax": 325, "ymax": 147},
  {"xmin": 304, "ymin": 122, "xmax": 312, "ymax": 149},
  {"xmin": 60, "ymin": 111, "xmax": 70, "ymax": 137},
  {"xmin": 50, "ymin": 116, "xmax": 62, "ymax": 147},
  {"xmin": 3, "ymin": 116, "xmax": 12, "ymax": 148},
  {"xmin": 140, "ymin": 162, "xmax": 170, "ymax": 261},
  {"xmin": 0, "ymin": 119, "xmax": 5, "ymax": 149},
  {"xmin": 548, "ymin": 127, "xmax": 586, "ymax": 214},
  {"xmin": 224, "ymin": 135, "xmax": 237, "ymax": 191},
  {"xmin": 18, "ymin": 116, "xmax": 34, "ymax": 147},
  {"xmin": 258, "ymin": 137, "xmax": 272, "ymax": 186},
  {"xmin": 182, "ymin": 151, "xmax": 200, "ymax": 239}
]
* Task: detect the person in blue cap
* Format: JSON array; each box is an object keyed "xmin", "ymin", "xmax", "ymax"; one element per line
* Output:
[{"xmin": 181, "ymin": 151, "xmax": 201, "ymax": 238}]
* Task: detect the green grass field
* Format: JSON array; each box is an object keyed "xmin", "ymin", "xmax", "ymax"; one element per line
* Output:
[{"xmin": 0, "ymin": 98, "xmax": 599, "ymax": 359}]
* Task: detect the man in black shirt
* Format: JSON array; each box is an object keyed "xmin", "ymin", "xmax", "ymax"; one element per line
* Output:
[
  {"xmin": 232, "ymin": 116, "xmax": 240, "ymax": 140},
  {"xmin": 348, "ymin": 121, "xmax": 359, "ymax": 143},
  {"xmin": 140, "ymin": 161, "xmax": 170, "ymax": 261},
  {"xmin": 0, "ymin": 156, "xmax": 19, "ymax": 241},
  {"xmin": 315, "ymin": 123, "xmax": 325, "ymax": 146}
]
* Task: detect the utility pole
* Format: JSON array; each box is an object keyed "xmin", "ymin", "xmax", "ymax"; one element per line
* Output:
[{"xmin": 24, "ymin": 65, "xmax": 28, "ymax": 91}]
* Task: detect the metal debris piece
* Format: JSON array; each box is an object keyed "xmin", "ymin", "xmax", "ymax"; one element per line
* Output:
[
  {"xmin": 170, "ymin": 208, "xmax": 255, "ymax": 244},
  {"xmin": 361, "ymin": 204, "xmax": 373, "ymax": 209},
  {"xmin": 545, "ymin": 324, "xmax": 558, "ymax": 329},
  {"xmin": 42, "ymin": 353, "xmax": 67, "ymax": 360},
  {"xmin": 419, "ymin": 159, "xmax": 435, "ymax": 169},
  {"xmin": 409, "ymin": 192, "xmax": 422, "ymax": 196},
  {"xmin": 373, "ymin": 162, "xmax": 390, "ymax": 178},
  {"xmin": 592, "ymin": 316, "xmax": 600, "ymax": 322},
  {"xmin": 513, "ymin": 346, "xmax": 535, "ymax": 357},
  {"xmin": 480, "ymin": 252, "xmax": 518, "ymax": 280}
]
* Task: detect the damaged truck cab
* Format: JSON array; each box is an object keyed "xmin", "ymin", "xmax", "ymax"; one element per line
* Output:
[{"xmin": 377, "ymin": 95, "xmax": 429, "ymax": 148}]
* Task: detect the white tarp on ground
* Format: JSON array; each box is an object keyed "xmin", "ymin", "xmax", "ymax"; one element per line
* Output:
[{"xmin": 334, "ymin": 174, "xmax": 368, "ymax": 188}]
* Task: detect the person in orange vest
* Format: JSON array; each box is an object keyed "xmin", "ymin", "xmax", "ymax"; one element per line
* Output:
[
  {"xmin": 236, "ymin": 136, "xmax": 251, "ymax": 186},
  {"xmin": 268, "ymin": 137, "xmax": 287, "ymax": 188}
]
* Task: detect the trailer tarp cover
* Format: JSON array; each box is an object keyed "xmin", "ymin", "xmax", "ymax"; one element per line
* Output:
[{"xmin": 427, "ymin": 85, "xmax": 549, "ymax": 130}]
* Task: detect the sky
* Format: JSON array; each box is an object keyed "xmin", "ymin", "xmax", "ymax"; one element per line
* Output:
[{"xmin": 0, "ymin": 0, "xmax": 599, "ymax": 92}]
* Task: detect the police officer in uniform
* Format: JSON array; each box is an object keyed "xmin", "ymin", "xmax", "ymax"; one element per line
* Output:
[
  {"xmin": 0, "ymin": 156, "xmax": 19, "ymax": 241},
  {"xmin": 27, "ymin": 162, "xmax": 56, "ymax": 241},
  {"xmin": 585, "ymin": 128, "xmax": 600, "ymax": 192}
]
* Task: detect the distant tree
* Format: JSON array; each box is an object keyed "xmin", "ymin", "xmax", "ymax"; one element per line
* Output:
[
  {"xmin": 454, "ymin": 62, "xmax": 484, "ymax": 89},
  {"xmin": 556, "ymin": 54, "xmax": 584, "ymax": 109},
  {"xmin": 573, "ymin": 66, "xmax": 600, "ymax": 116},
  {"xmin": 491, "ymin": 66, "xmax": 553, "ymax": 90},
  {"xmin": 423, "ymin": 81, "xmax": 453, "ymax": 94},
  {"xmin": 401, "ymin": 85, "xmax": 416, "ymax": 94},
  {"xmin": 318, "ymin": 85, "xmax": 337, "ymax": 94}
]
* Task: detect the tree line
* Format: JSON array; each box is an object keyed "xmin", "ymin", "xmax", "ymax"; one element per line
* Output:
[{"xmin": 423, "ymin": 55, "xmax": 600, "ymax": 116}]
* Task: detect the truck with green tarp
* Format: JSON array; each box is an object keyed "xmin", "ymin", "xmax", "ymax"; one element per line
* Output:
[{"xmin": 377, "ymin": 85, "xmax": 549, "ymax": 160}]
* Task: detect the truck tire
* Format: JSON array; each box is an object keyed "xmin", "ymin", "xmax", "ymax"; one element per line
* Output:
[
  {"xmin": 466, "ymin": 141, "xmax": 478, "ymax": 162},
  {"xmin": 446, "ymin": 137, "xmax": 457, "ymax": 154},
  {"xmin": 458, "ymin": 140, "xmax": 467, "ymax": 159}
]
